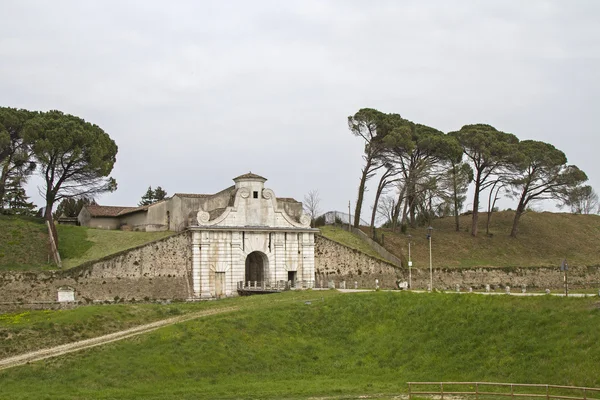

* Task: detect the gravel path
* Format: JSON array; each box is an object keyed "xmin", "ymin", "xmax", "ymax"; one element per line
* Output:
[{"xmin": 0, "ymin": 306, "xmax": 238, "ymax": 371}]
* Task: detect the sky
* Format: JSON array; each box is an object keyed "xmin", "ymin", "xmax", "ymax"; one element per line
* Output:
[{"xmin": 1, "ymin": 0, "xmax": 599, "ymax": 223}]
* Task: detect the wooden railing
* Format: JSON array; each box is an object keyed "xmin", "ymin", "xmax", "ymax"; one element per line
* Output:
[
  {"xmin": 237, "ymin": 280, "xmax": 315, "ymax": 292},
  {"xmin": 408, "ymin": 382, "xmax": 600, "ymax": 400}
]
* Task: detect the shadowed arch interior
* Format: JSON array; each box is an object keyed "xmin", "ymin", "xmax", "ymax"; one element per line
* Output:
[{"xmin": 245, "ymin": 251, "xmax": 268, "ymax": 282}]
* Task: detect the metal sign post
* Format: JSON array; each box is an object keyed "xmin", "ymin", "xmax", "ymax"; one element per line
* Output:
[{"xmin": 560, "ymin": 259, "xmax": 569, "ymax": 297}]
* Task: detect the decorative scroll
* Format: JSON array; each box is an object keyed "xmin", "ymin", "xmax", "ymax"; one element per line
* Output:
[
  {"xmin": 197, "ymin": 210, "xmax": 210, "ymax": 224},
  {"xmin": 239, "ymin": 188, "xmax": 250, "ymax": 198},
  {"xmin": 299, "ymin": 214, "xmax": 311, "ymax": 227},
  {"xmin": 262, "ymin": 189, "xmax": 274, "ymax": 199}
]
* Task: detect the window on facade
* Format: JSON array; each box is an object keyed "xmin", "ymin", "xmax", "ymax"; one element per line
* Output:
[{"xmin": 253, "ymin": 191, "xmax": 258, "ymax": 199}]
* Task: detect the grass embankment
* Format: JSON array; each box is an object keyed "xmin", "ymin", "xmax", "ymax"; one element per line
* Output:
[
  {"xmin": 0, "ymin": 215, "xmax": 172, "ymax": 271},
  {"xmin": 1, "ymin": 291, "xmax": 599, "ymax": 399},
  {"xmin": 372, "ymin": 211, "xmax": 600, "ymax": 268},
  {"xmin": 319, "ymin": 225, "xmax": 388, "ymax": 262},
  {"xmin": 0, "ymin": 215, "xmax": 50, "ymax": 271},
  {"xmin": 57, "ymin": 225, "xmax": 172, "ymax": 269}
]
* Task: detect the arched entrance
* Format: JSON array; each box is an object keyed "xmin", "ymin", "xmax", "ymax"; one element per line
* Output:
[{"xmin": 245, "ymin": 251, "xmax": 268, "ymax": 283}]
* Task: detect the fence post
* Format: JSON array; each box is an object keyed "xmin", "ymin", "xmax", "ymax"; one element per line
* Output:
[
  {"xmin": 476, "ymin": 383, "xmax": 479, "ymax": 400},
  {"xmin": 441, "ymin": 382, "xmax": 444, "ymax": 400},
  {"xmin": 546, "ymin": 385, "xmax": 549, "ymax": 400},
  {"xmin": 511, "ymin": 384, "xmax": 514, "ymax": 400},
  {"xmin": 408, "ymin": 383, "xmax": 412, "ymax": 400}
]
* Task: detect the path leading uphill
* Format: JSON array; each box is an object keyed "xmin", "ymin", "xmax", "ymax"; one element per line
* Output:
[{"xmin": 0, "ymin": 306, "xmax": 238, "ymax": 371}]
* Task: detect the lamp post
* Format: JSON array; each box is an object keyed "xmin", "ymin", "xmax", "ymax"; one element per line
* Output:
[
  {"xmin": 407, "ymin": 234, "xmax": 412, "ymax": 289},
  {"xmin": 427, "ymin": 226, "xmax": 433, "ymax": 291}
]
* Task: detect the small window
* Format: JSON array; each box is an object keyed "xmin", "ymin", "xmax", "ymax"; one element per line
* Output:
[{"xmin": 253, "ymin": 191, "xmax": 258, "ymax": 199}]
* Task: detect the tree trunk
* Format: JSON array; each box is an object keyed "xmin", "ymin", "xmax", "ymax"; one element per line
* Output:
[
  {"xmin": 510, "ymin": 189, "xmax": 528, "ymax": 238},
  {"xmin": 44, "ymin": 199, "xmax": 58, "ymax": 247},
  {"xmin": 391, "ymin": 184, "xmax": 405, "ymax": 232},
  {"xmin": 0, "ymin": 161, "xmax": 9, "ymax": 209},
  {"xmin": 452, "ymin": 165, "xmax": 460, "ymax": 232},
  {"xmin": 353, "ymin": 158, "xmax": 372, "ymax": 228},
  {"xmin": 471, "ymin": 170, "xmax": 481, "ymax": 237},
  {"xmin": 510, "ymin": 204, "xmax": 525, "ymax": 238},
  {"xmin": 370, "ymin": 175, "xmax": 387, "ymax": 233}
]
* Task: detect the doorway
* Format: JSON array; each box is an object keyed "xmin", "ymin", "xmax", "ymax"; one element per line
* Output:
[{"xmin": 245, "ymin": 251, "xmax": 268, "ymax": 283}]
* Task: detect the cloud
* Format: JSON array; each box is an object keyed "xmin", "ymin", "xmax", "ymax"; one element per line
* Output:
[{"xmin": 1, "ymin": 0, "xmax": 598, "ymax": 218}]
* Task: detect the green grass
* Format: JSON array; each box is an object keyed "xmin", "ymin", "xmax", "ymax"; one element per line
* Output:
[
  {"xmin": 1, "ymin": 291, "xmax": 599, "ymax": 399},
  {"xmin": 372, "ymin": 211, "xmax": 600, "ymax": 268},
  {"xmin": 0, "ymin": 215, "xmax": 51, "ymax": 271},
  {"xmin": 57, "ymin": 225, "xmax": 172, "ymax": 269},
  {"xmin": 0, "ymin": 216, "xmax": 174, "ymax": 271},
  {"xmin": 319, "ymin": 225, "xmax": 389, "ymax": 262},
  {"xmin": 0, "ymin": 300, "xmax": 233, "ymax": 359}
]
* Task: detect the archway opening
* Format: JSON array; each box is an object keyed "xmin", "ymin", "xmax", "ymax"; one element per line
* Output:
[{"xmin": 245, "ymin": 251, "xmax": 268, "ymax": 283}]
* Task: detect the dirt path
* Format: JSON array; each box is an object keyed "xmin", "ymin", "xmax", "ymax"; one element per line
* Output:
[{"xmin": 0, "ymin": 306, "xmax": 238, "ymax": 371}]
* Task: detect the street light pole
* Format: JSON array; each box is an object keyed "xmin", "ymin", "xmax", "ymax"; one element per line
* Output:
[
  {"xmin": 407, "ymin": 234, "xmax": 412, "ymax": 289},
  {"xmin": 427, "ymin": 226, "xmax": 433, "ymax": 292}
]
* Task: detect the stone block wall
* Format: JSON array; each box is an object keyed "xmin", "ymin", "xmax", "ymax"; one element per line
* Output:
[
  {"xmin": 409, "ymin": 265, "xmax": 600, "ymax": 291},
  {"xmin": 0, "ymin": 233, "xmax": 192, "ymax": 304},
  {"xmin": 314, "ymin": 235, "xmax": 405, "ymax": 289}
]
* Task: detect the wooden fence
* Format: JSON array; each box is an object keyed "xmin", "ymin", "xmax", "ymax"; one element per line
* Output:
[{"xmin": 408, "ymin": 382, "xmax": 600, "ymax": 400}]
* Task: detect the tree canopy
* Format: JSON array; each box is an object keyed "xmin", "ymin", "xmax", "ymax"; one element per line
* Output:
[
  {"xmin": 449, "ymin": 124, "xmax": 519, "ymax": 236},
  {"xmin": 139, "ymin": 186, "xmax": 168, "ymax": 206},
  {"xmin": 24, "ymin": 110, "xmax": 118, "ymax": 241}
]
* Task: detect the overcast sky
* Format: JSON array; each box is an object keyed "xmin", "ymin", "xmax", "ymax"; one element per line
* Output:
[{"xmin": 1, "ymin": 0, "xmax": 599, "ymax": 222}]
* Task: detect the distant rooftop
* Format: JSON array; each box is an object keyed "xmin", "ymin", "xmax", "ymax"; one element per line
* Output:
[{"xmin": 233, "ymin": 172, "xmax": 267, "ymax": 182}]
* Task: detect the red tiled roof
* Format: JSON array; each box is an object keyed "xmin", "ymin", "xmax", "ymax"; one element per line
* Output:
[{"xmin": 85, "ymin": 205, "xmax": 141, "ymax": 217}]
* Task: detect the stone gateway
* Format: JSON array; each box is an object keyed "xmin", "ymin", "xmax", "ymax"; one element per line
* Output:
[
  {"xmin": 77, "ymin": 172, "xmax": 318, "ymax": 299},
  {"xmin": 188, "ymin": 173, "xmax": 318, "ymax": 298}
]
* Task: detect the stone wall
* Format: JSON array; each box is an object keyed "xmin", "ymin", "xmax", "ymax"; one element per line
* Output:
[
  {"xmin": 409, "ymin": 265, "xmax": 600, "ymax": 291},
  {"xmin": 314, "ymin": 235, "xmax": 405, "ymax": 289},
  {"xmin": 0, "ymin": 233, "xmax": 192, "ymax": 304}
]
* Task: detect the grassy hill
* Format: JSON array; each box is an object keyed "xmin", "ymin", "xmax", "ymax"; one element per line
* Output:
[
  {"xmin": 3, "ymin": 211, "xmax": 599, "ymax": 271},
  {"xmin": 366, "ymin": 211, "xmax": 600, "ymax": 268},
  {"xmin": 0, "ymin": 215, "xmax": 50, "ymax": 271},
  {"xmin": 0, "ymin": 215, "xmax": 172, "ymax": 271},
  {"xmin": 0, "ymin": 291, "xmax": 599, "ymax": 399}
]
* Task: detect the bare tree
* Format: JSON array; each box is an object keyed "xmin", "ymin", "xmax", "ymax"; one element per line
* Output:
[
  {"xmin": 376, "ymin": 194, "xmax": 397, "ymax": 227},
  {"xmin": 303, "ymin": 189, "xmax": 321, "ymax": 227}
]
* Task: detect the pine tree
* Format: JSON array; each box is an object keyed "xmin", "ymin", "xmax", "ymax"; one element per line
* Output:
[
  {"xmin": 139, "ymin": 186, "xmax": 167, "ymax": 206},
  {"xmin": 139, "ymin": 186, "xmax": 155, "ymax": 206},
  {"xmin": 153, "ymin": 186, "xmax": 167, "ymax": 201},
  {"xmin": 2, "ymin": 175, "xmax": 36, "ymax": 216}
]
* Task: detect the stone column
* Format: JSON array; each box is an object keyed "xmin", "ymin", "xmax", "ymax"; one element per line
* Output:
[
  {"xmin": 302, "ymin": 232, "xmax": 315, "ymax": 288},
  {"xmin": 199, "ymin": 231, "xmax": 212, "ymax": 299},
  {"xmin": 274, "ymin": 232, "xmax": 285, "ymax": 285},
  {"xmin": 192, "ymin": 231, "xmax": 201, "ymax": 298}
]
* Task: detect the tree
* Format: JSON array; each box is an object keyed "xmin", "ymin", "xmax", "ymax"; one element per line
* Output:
[
  {"xmin": 139, "ymin": 186, "xmax": 155, "ymax": 206},
  {"xmin": 449, "ymin": 124, "xmax": 518, "ymax": 236},
  {"xmin": 24, "ymin": 110, "xmax": 118, "ymax": 243},
  {"xmin": 507, "ymin": 140, "xmax": 587, "ymax": 237},
  {"xmin": 139, "ymin": 186, "xmax": 168, "ymax": 206},
  {"xmin": 1, "ymin": 175, "xmax": 36, "ymax": 216},
  {"xmin": 303, "ymin": 189, "xmax": 321, "ymax": 227},
  {"xmin": 0, "ymin": 107, "xmax": 36, "ymax": 207},
  {"xmin": 559, "ymin": 185, "xmax": 598, "ymax": 215},
  {"xmin": 348, "ymin": 108, "xmax": 391, "ymax": 227},
  {"xmin": 388, "ymin": 122, "xmax": 462, "ymax": 228},
  {"xmin": 54, "ymin": 197, "xmax": 94, "ymax": 218},
  {"xmin": 154, "ymin": 186, "xmax": 167, "ymax": 201},
  {"xmin": 438, "ymin": 160, "xmax": 473, "ymax": 231}
]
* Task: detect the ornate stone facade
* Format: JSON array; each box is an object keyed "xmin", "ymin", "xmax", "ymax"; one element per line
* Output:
[{"xmin": 188, "ymin": 173, "xmax": 317, "ymax": 299}]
